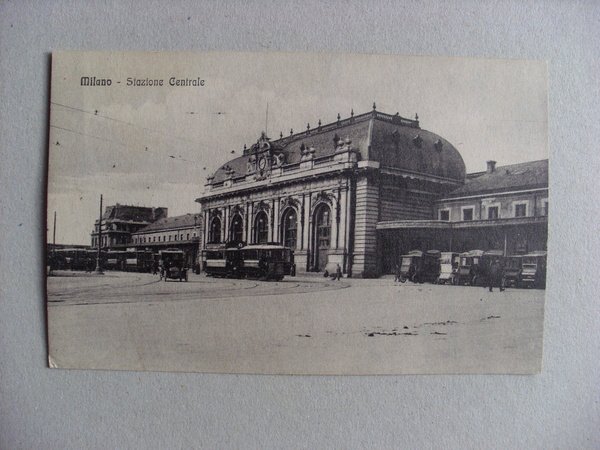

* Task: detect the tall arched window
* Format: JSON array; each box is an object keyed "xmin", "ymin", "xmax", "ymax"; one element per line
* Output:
[
  {"xmin": 313, "ymin": 203, "xmax": 331, "ymax": 271},
  {"xmin": 209, "ymin": 216, "xmax": 222, "ymax": 243},
  {"xmin": 230, "ymin": 214, "xmax": 244, "ymax": 243},
  {"xmin": 254, "ymin": 211, "xmax": 269, "ymax": 244},
  {"xmin": 281, "ymin": 208, "xmax": 297, "ymax": 249}
]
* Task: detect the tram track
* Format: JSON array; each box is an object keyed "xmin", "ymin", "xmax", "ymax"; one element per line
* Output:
[{"xmin": 48, "ymin": 275, "xmax": 349, "ymax": 307}]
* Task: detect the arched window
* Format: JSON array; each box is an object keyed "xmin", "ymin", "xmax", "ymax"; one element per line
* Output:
[
  {"xmin": 316, "ymin": 205, "xmax": 331, "ymax": 249},
  {"xmin": 281, "ymin": 208, "xmax": 297, "ymax": 249},
  {"xmin": 313, "ymin": 203, "xmax": 332, "ymax": 271},
  {"xmin": 253, "ymin": 211, "xmax": 269, "ymax": 244},
  {"xmin": 209, "ymin": 216, "xmax": 222, "ymax": 243},
  {"xmin": 230, "ymin": 214, "xmax": 244, "ymax": 243}
]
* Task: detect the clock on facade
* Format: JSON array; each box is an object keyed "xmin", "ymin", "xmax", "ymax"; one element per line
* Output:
[{"xmin": 258, "ymin": 156, "xmax": 268, "ymax": 171}]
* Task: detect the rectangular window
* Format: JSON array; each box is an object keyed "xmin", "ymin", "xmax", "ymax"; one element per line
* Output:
[
  {"xmin": 462, "ymin": 208, "xmax": 473, "ymax": 221},
  {"xmin": 515, "ymin": 203, "xmax": 527, "ymax": 217},
  {"xmin": 439, "ymin": 210, "xmax": 450, "ymax": 221},
  {"xmin": 543, "ymin": 201, "xmax": 548, "ymax": 216},
  {"xmin": 488, "ymin": 206, "xmax": 499, "ymax": 219}
]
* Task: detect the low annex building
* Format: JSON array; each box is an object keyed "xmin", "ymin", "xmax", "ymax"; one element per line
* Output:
[
  {"xmin": 130, "ymin": 213, "xmax": 203, "ymax": 267},
  {"xmin": 378, "ymin": 159, "xmax": 548, "ymax": 273}
]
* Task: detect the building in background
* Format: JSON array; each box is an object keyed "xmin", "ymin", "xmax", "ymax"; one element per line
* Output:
[
  {"xmin": 91, "ymin": 204, "xmax": 168, "ymax": 249},
  {"xmin": 131, "ymin": 213, "xmax": 202, "ymax": 267}
]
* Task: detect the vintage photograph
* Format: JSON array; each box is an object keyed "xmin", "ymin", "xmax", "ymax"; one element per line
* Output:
[{"xmin": 47, "ymin": 51, "xmax": 548, "ymax": 374}]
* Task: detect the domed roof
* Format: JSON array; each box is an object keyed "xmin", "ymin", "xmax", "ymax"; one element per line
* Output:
[
  {"xmin": 369, "ymin": 118, "xmax": 466, "ymax": 180},
  {"xmin": 209, "ymin": 110, "xmax": 465, "ymax": 184}
]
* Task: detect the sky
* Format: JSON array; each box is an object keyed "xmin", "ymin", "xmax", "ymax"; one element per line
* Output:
[{"xmin": 47, "ymin": 51, "xmax": 548, "ymax": 245}]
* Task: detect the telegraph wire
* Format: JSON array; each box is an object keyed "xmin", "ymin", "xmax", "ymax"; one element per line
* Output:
[
  {"xmin": 49, "ymin": 123, "xmax": 200, "ymax": 165},
  {"xmin": 50, "ymin": 101, "xmax": 213, "ymax": 147}
]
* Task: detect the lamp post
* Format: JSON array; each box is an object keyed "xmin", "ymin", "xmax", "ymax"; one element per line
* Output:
[{"xmin": 95, "ymin": 194, "xmax": 104, "ymax": 274}]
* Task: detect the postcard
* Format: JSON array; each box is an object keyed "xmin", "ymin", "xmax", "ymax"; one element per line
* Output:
[{"xmin": 47, "ymin": 51, "xmax": 547, "ymax": 374}]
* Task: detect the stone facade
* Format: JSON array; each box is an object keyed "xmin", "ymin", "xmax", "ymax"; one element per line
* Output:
[{"xmin": 196, "ymin": 107, "xmax": 467, "ymax": 277}]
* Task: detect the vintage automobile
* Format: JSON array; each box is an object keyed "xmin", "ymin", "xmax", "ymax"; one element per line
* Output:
[
  {"xmin": 456, "ymin": 250, "xmax": 484, "ymax": 285},
  {"xmin": 163, "ymin": 264, "xmax": 188, "ymax": 282},
  {"xmin": 520, "ymin": 251, "xmax": 547, "ymax": 288},
  {"xmin": 502, "ymin": 255, "xmax": 523, "ymax": 288},
  {"xmin": 160, "ymin": 249, "xmax": 188, "ymax": 282},
  {"xmin": 398, "ymin": 250, "xmax": 440, "ymax": 283},
  {"xmin": 437, "ymin": 252, "xmax": 460, "ymax": 284}
]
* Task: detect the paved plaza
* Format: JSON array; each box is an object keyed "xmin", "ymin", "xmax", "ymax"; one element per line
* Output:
[{"xmin": 47, "ymin": 272, "xmax": 544, "ymax": 374}]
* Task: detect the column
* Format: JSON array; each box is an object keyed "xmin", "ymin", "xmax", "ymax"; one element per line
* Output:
[
  {"xmin": 247, "ymin": 202, "xmax": 254, "ymax": 243},
  {"xmin": 268, "ymin": 199, "xmax": 275, "ymax": 242},
  {"xmin": 273, "ymin": 198, "xmax": 280, "ymax": 243},
  {"xmin": 338, "ymin": 186, "xmax": 348, "ymax": 252},
  {"xmin": 203, "ymin": 210, "xmax": 209, "ymax": 245},
  {"xmin": 300, "ymin": 194, "xmax": 306, "ymax": 250},
  {"xmin": 225, "ymin": 205, "xmax": 231, "ymax": 242},
  {"xmin": 331, "ymin": 189, "xmax": 340, "ymax": 250},
  {"xmin": 304, "ymin": 193, "xmax": 312, "ymax": 267},
  {"xmin": 244, "ymin": 202, "xmax": 249, "ymax": 243},
  {"xmin": 221, "ymin": 206, "xmax": 227, "ymax": 243}
]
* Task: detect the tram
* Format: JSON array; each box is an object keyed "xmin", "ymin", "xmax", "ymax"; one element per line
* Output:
[
  {"xmin": 124, "ymin": 248, "xmax": 155, "ymax": 272},
  {"xmin": 52, "ymin": 248, "xmax": 89, "ymax": 270},
  {"xmin": 201, "ymin": 242, "xmax": 294, "ymax": 281},
  {"xmin": 104, "ymin": 250, "xmax": 127, "ymax": 271}
]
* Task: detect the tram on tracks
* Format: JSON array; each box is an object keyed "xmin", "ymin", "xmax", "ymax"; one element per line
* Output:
[{"xmin": 201, "ymin": 242, "xmax": 295, "ymax": 281}]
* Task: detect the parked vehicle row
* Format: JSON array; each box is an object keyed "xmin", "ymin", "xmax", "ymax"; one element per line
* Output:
[
  {"xmin": 48, "ymin": 248, "xmax": 184, "ymax": 274},
  {"xmin": 396, "ymin": 249, "xmax": 547, "ymax": 288}
]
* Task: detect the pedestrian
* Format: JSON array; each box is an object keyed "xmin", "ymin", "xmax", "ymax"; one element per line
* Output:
[
  {"xmin": 335, "ymin": 263, "xmax": 342, "ymax": 281},
  {"xmin": 394, "ymin": 263, "xmax": 401, "ymax": 283},
  {"xmin": 487, "ymin": 259, "xmax": 504, "ymax": 292}
]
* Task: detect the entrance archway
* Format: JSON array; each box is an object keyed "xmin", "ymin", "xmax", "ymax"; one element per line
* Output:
[
  {"xmin": 281, "ymin": 208, "xmax": 298, "ymax": 249},
  {"xmin": 313, "ymin": 204, "xmax": 331, "ymax": 271},
  {"xmin": 253, "ymin": 211, "xmax": 269, "ymax": 244},
  {"xmin": 229, "ymin": 214, "xmax": 244, "ymax": 243}
]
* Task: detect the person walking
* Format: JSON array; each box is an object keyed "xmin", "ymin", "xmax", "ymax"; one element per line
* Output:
[
  {"xmin": 394, "ymin": 263, "xmax": 401, "ymax": 283},
  {"xmin": 335, "ymin": 263, "xmax": 342, "ymax": 281},
  {"xmin": 488, "ymin": 259, "xmax": 504, "ymax": 292}
]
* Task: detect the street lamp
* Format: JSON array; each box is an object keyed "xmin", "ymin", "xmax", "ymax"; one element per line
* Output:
[{"xmin": 95, "ymin": 194, "xmax": 104, "ymax": 274}]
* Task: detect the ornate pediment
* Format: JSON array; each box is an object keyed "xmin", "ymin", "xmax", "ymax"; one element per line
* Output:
[
  {"xmin": 280, "ymin": 196, "xmax": 300, "ymax": 210},
  {"xmin": 314, "ymin": 190, "xmax": 334, "ymax": 206},
  {"xmin": 231, "ymin": 204, "xmax": 244, "ymax": 217},
  {"xmin": 209, "ymin": 209, "xmax": 222, "ymax": 219},
  {"xmin": 255, "ymin": 200, "xmax": 270, "ymax": 212}
]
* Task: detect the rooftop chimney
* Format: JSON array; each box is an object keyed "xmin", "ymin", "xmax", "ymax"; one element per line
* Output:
[{"xmin": 486, "ymin": 160, "xmax": 497, "ymax": 174}]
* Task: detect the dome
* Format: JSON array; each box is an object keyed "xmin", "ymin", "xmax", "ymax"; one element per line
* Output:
[{"xmin": 369, "ymin": 118, "xmax": 466, "ymax": 181}]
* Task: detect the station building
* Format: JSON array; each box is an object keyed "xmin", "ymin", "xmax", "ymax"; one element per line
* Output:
[{"xmin": 196, "ymin": 106, "xmax": 548, "ymax": 277}]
